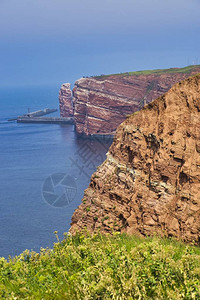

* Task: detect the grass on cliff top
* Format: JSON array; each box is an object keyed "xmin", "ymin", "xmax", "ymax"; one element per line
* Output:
[
  {"xmin": 94, "ymin": 64, "xmax": 200, "ymax": 79},
  {"xmin": 0, "ymin": 233, "xmax": 200, "ymax": 299}
]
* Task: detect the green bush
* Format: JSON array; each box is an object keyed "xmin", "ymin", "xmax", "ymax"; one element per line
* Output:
[{"xmin": 0, "ymin": 233, "xmax": 199, "ymax": 299}]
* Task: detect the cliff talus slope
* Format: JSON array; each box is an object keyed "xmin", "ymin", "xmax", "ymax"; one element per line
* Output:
[{"xmin": 70, "ymin": 74, "xmax": 200, "ymax": 243}]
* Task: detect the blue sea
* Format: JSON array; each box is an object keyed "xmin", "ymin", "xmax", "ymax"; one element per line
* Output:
[{"xmin": 0, "ymin": 85, "xmax": 112, "ymax": 258}]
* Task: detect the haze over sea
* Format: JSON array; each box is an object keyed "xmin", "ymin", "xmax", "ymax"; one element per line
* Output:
[{"xmin": 0, "ymin": 85, "xmax": 112, "ymax": 258}]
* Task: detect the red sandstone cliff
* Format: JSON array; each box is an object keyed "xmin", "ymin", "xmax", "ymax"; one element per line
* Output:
[
  {"xmin": 59, "ymin": 65, "xmax": 200, "ymax": 136},
  {"xmin": 59, "ymin": 83, "xmax": 74, "ymax": 118},
  {"xmin": 70, "ymin": 74, "xmax": 200, "ymax": 243}
]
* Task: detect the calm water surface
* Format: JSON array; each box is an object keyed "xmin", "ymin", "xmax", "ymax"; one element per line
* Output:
[{"xmin": 0, "ymin": 86, "xmax": 112, "ymax": 257}]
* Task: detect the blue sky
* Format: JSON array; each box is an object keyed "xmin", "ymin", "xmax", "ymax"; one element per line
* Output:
[{"xmin": 0, "ymin": 0, "xmax": 200, "ymax": 87}]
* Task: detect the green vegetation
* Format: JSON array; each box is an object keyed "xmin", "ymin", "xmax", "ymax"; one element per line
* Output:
[
  {"xmin": 101, "ymin": 216, "xmax": 109, "ymax": 222},
  {"xmin": 94, "ymin": 65, "xmax": 200, "ymax": 79},
  {"xmin": 0, "ymin": 233, "xmax": 200, "ymax": 299}
]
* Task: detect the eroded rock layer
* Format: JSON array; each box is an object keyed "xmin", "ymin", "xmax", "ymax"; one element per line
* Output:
[
  {"xmin": 59, "ymin": 83, "xmax": 73, "ymax": 118},
  {"xmin": 71, "ymin": 66, "xmax": 200, "ymax": 136},
  {"xmin": 70, "ymin": 74, "xmax": 200, "ymax": 243}
]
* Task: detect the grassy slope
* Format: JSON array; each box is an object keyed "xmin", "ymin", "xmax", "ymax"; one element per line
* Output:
[
  {"xmin": 0, "ymin": 233, "xmax": 200, "ymax": 299},
  {"xmin": 94, "ymin": 65, "xmax": 200, "ymax": 79}
]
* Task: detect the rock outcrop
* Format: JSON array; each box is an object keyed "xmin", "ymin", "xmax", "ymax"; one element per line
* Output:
[
  {"xmin": 60, "ymin": 65, "xmax": 200, "ymax": 136},
  {"xmin": 70, "ymin": 74, "xmax": 200, "ymax": 244},
  {"xmin": 59, "ymin": 83, "xmax": 73, "ymax": 118}
]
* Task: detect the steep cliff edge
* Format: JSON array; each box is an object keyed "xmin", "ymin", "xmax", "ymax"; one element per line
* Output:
[
  {"xmin": 59, "ymin": 65, "xmax": 200, "ymax": 136},
  {"xmin": 70, "ymin": 74, "xmax": 200, "ymax": 243},
  {"xmin": 59, "ymin": 83, "xmax": 74, "ymax": 118}
]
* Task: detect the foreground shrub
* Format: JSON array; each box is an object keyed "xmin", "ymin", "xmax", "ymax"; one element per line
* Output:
[{"xmin": 0, "ymin": 233, "xmax": 199, "ymax": 299}]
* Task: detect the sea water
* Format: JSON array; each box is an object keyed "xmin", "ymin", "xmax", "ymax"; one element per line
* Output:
[{"xmin": 0, "ymin": 85, "xmax": 112, "ymax": 257}]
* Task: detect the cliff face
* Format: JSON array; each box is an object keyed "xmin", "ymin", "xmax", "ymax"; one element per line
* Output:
[
  {"xmin": 59, "ymin": 83, "xmax": 73, "ymax": 118},
  {"xmin": 70, "ymin": 74, "xmax": 200, "ymax": 243},
  {"xmin": 59, "ymin": 66, "xmax": 200, "ymax": 136}
]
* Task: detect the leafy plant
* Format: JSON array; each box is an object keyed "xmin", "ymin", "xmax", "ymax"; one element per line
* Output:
[{"xmin": 0, "ymin": 233, "xmax": 199, "ymax": 299}]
